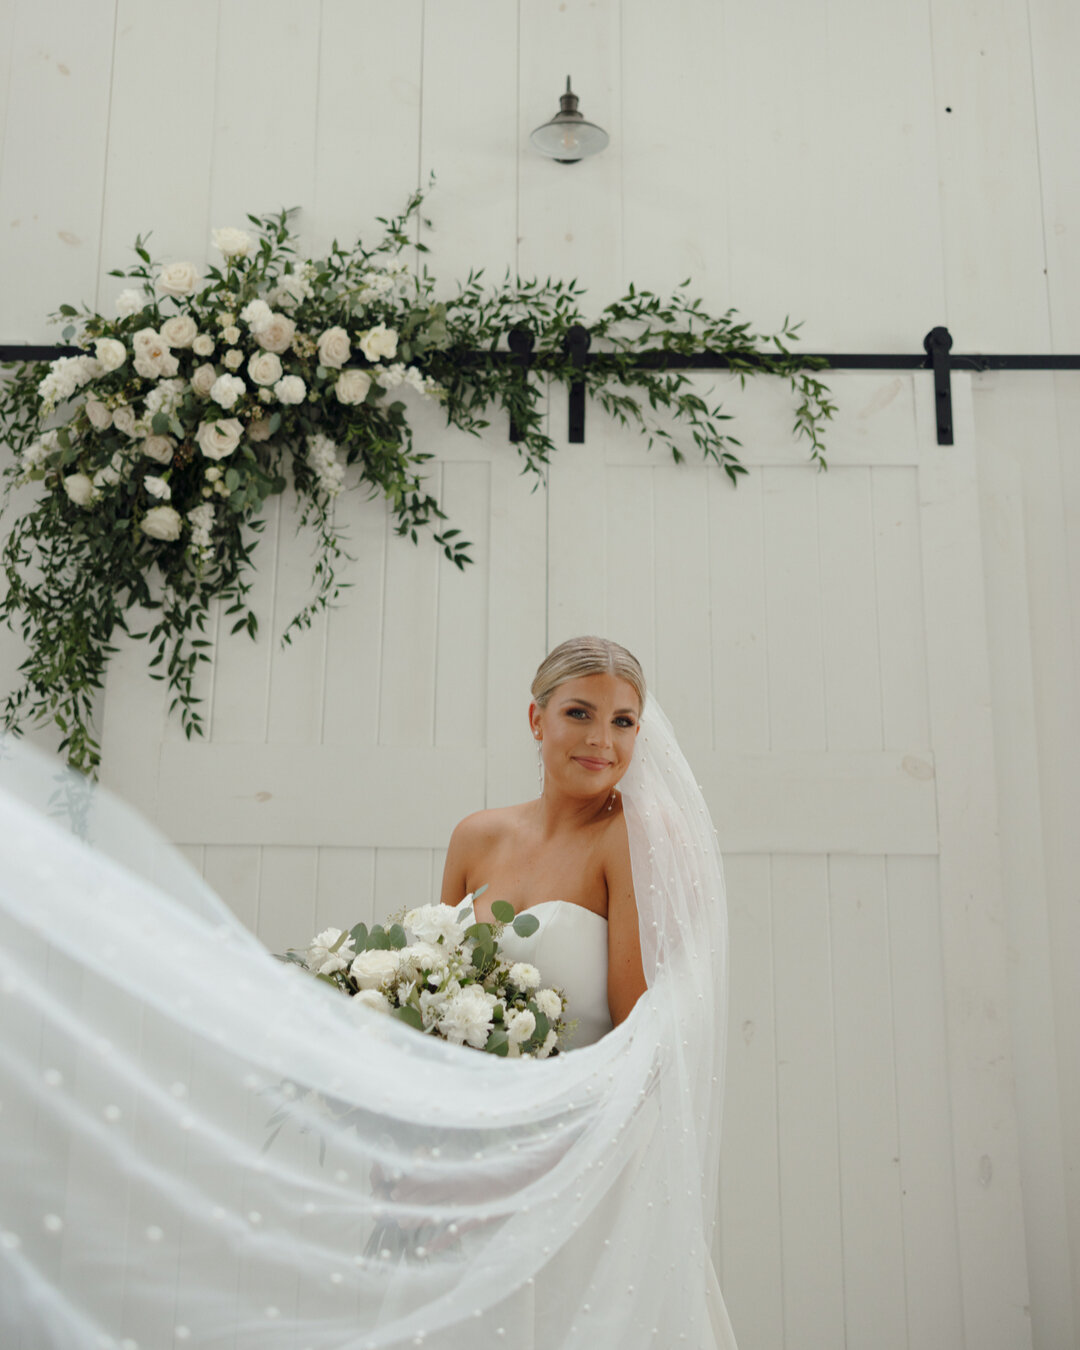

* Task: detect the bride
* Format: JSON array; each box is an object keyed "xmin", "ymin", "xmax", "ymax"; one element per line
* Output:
[{"xmin": 0, "ymin": 638, "xmax": 737, "ymax": 1348}]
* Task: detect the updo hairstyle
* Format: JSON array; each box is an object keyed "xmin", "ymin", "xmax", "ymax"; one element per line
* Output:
[{"xmin": 531, "ymin": 636, "xmax": 647, "ymax": 714}]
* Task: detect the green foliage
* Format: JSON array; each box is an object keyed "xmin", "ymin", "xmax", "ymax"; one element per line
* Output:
[{"xmin": 0, "ymin": 187, "xmax": 833, "ymax": 773}]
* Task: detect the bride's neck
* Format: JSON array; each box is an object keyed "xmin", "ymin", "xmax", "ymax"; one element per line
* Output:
[{"xmin": 535, "ymin": 786, "xmax": 614, "ymax": 834}]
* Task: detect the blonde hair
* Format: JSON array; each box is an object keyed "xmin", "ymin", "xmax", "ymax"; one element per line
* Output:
[{"xmin": 531, "ymin": 636, "xmax": 647, "ymax": 713}]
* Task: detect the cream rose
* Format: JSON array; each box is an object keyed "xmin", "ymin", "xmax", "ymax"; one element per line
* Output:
[
  {"xmin": 222, "ymin": 325, "xmax": 241, "ymax": 345},
  {"xmin": 240, "ymin": 299, "xmax": 272, "ymax": 332},
  {"xmin": 192, "ymin": 333, "xmax": 215, "ymax": 357},
  {"xmin": 211, "ymin": 226, "xmax": 253, "ymax": 258},
  {"xmin": 317, "ymin": 326, "xmax": 351, "ymax": 369},
  {"xmin": 115, "ymin": 288, "xmax": 143, "ymax": 318},
  {"xmin": 352, "ymin": 989, "xmax": 392, "ymax": 1015},
  {"xmin": 191, "ymin": 363, "xmax": 218, "ymax": 397},
  {"xmin": 210, "ymin": 373, "xmax": 245, "ymax": 408},
  {"xmin": 62, "ymin": 473, "xmax": 95, "ymax": 507},
  {"xmin": 112, "ymin": 405, "xmax": 142, "ymax": 438},
  {"xmin": 247, "ymin": 351, "xmax": 283, "ymax": 387},
  {"xmin": 349, "ymin": 949, "xmax": 399, "ymax": 991},
  {"xmin": 156, "ymin": 261, "xmax": 198, "ymax": 297},
  {"xmin": 274, "ymin": 374, "xmax": 306, "ymax": 405},
  {"xmin": 84, "ymin": 396, "xmax": 113, "ymax": 431},
  {"xmin": 255, "ymin": 313, "xmax": 295, "ymax": 354},
  {"xmin": 141, "ymin": 505, "xmax": 182, "ymax": 541},
  {"xmin": 94, "ymin": 338, "xmax": 127, "ymax": 372},
  {"xmin": 358, "ymin": 324, "xmax": 398, "ymax": 362},
  {"xmin": 334, "ymin": 369, "xmax": 372, "ymax": 405},
  {"xmin": 144, "ymin": 474, "xmax": 171, "ymax": 501},
  {"xmin": 139, "ymin": 434, "xmax": 175, "ymax": 465},
  {"xmin": 195, "ymin": 418, "xmax": 243, "ymax": 460},
  {"xmin": 161, "ymin": 314, "xmax": 197, "ymax": 349},
  {"xmin": 223, "ymin": 349, "xmax": 244, "ymax": 371}
]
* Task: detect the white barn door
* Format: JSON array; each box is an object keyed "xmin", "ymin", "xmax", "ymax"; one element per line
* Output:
[{"xmin": 98, "ymin": 369, "xmax": 1030, "ymax": 1350}]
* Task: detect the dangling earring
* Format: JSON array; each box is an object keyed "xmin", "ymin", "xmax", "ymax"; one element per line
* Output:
[
  {"xmin": 607, "ymin": 788, "xmax": 616, "ymax": 812},
  {"xmin": 536, "ymin": 738, "xmax": 544, "ymax": 795}
]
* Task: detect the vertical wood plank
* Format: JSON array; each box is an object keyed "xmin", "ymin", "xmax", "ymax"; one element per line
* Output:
[
  {"xmin": 818, "ymin": 468, "xmax": 883, "ymax": 750},
  {"xmin": 0, "ymin": 1, "xmax": 115, "ymax": 339},
  {"xmin": 915, "ymin": 373, "xmax": 1032, "ymax": 1348},
  {"xmin": 871, "ymin": 467, "xmax": 931, "ymax": 750},
  {"xmin": 709, "ymin": 470, "xmax": 770, "ymax": 756},
  {"xmin": 603, "ymin": 464, "xmax": 656, "ymax": 679},
  {"xmin": 720, "ymin": 854, "xmax": 783, "ymax": 1350},
  {"xmin": 771, "ymin": 853, "xmax": 845, "ymax": 1348},
  {"xmin": 434, "ymin": 461, "xmax": 491, "ymax": 749},
  {"xmin": 763, "ymin": 468, "xmax": 826, "ymax": 751},
  {"xmin": 373, "ymin": 847, "xmax": 433, "ymax": 927},
  {"xmin": 652, "ymin": 464, "xmax": 713, "ymax": 744},
  {"xmin": 203, "ymin": 845, "xmax": 261, "ymax": 933},
  {"xmin": 829, "ymin": 854, "xmax": 907, "ymax": 1350},
  {"xmin": 265, "ymin": 491, "xmax": 329, "ymax": 745},
  {"xmin": 886, "ymin": 855, "xmax": 966, "ymax": 1350},
  {"xmin": 315, "ymin": 847, "xmax": 377, "ymax": 934},
  {"xmin": 256, "ymin": 845, "xmax": 318, "ymax": 955},
  {"xmin": 546, "ymin": 433, "xmax": 608, "ymax": 643}
]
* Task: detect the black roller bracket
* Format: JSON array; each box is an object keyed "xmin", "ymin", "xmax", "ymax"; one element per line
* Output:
[
  {"xmin": 564, "ymin": 324, "xmax": 591, "ymax": 443},
  {"xmin": 924, "ymin": 326, "xmax": 954, "ymax": 446},
  {"xmin": 507, "ymin": 327, "xmax": 535, "ymax": 443}
]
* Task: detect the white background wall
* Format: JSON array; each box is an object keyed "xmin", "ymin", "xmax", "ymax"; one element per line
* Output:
[{"xmin": 0, "ymin": 3, "xmax": 1077, "ymax": 1348}]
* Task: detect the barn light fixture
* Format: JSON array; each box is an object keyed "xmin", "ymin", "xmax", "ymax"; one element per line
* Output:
[{"xmin": 529, "ymin": 76, "xmax": 609, "ymax": 164}]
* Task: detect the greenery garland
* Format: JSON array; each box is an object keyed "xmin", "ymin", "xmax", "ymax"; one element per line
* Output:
[{"xmin": 0, "ymin": 188, "xmax": 834, "ymax": 773}]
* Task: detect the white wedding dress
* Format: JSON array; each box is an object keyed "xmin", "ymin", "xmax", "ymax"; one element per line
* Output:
[
  {"xmin": 0, "ymin": 697, "xmax": 737, "ymax": 1349},
  {"xmin": 454, "ymin": 896, "xmax": 613, "ymax": 1049}
]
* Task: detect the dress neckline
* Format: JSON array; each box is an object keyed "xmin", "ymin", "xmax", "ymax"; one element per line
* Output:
[{"xmin": 460, "ymin": 897, "xmax": 607, "ymax": 924}]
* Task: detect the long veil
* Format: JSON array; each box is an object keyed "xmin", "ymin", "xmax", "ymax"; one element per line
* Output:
[{"xmin": 0, "ymin": 695, "xmax": 735, "ymax": 1349}]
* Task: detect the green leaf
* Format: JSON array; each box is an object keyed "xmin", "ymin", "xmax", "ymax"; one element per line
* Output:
[
  {"xmin": 388, "ymin": 923, "xmax": 407, "ymax": 949},
  {"xmin": 349, "ymin": 922, "xmax": 369, "ymax": 951},
  {"xmin": 391, "ymin": 1004, "xmax": 423, "ymax": 1031},
  {"xmin": 490, "ymin": 900, "xmax": 515, "ymax": 923},
  {"xmin": 151, "ymin": 411, "xmax": 170, "ymax": 436},
  {"xmin": 59, "ymin": 304, "xmax": 77, "ymax": 316},
  {"xmin": 366, "ymin": 925, "xmax": 391, "ymax": 951},
  {"xmin": 484, "ymin": 1028, "xmax": 509, "ymax": 1056},
  {"xmin": 511, "ymin": 913, "xmax": 540, "ymax": 938}
]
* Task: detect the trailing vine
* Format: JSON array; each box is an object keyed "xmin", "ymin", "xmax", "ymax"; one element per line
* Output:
[{"xmin": 0, "ymin": 187, "xmax": 834, "ymax": 773}]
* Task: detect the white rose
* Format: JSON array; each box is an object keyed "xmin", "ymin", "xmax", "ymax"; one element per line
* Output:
[
  {"xmin": 223, "ymin": 349, "xmax": 244, "ymax": 371},
  {"xmin": 352, "ymin": 988, "xmax": 392, "ymax": 1016},
  {"xmin": 94, "ymin": 338, "xmax": 127, "ymax": 372},
  {"xmin": 144, "ymin": 378, "xmax": 185, "ymax": 418},
  {"xmin": 273, "ymin": 374, "xmax": 306, "ymax": 405},
  {"xmin": 191, "ymin": 363, "xmax": 219, "ymax": 397},
  {"xmin": 439, "ymin": 986, "xmax": 497, "ymax": 1049},
  {"xmin": 396, "ymin": 942, "xmax": 447, "ymax": 977},
  {"xmin": 335, "ymin": 369, "xmax": 371, "ymax": 405},
  {"xmin": 349, "ymin": 949, "xmax": 399, "ymax": 991},
  {"xmin": 212, "ymin": 226, "xmax": 253, "ymax": 258},
  {"xmin": 306, "ymin": 927, "xmax": 352, "ymax": 972},
  {"xmin": 358, "ymin": 324, "xmax": 398, "ymax": 362},
  {"xmin": 144, "ymin": 474, "xmax": 171, "ymax": 501},
  {"xmin": 508, "ymin": 962, "xmax": 541, "ymax": 992},
  {"xmin": 112, "ymin": 405, "xmax": 142, "ymax": 438},
  {"xmin": 141, "ymin": 505, "xmax": 182, "ymax": 541},
  {"xmin": 210, "ymin": 373, "xmax": 245, "ymax": 408},
  {"xmin": 115, "ymin": 288, "xmax": 144, "ymax": 318},
  {"xmin": 247, "ymin": 351, "xmax": 282, "ymax": 386},
  {"xmin": 240, "ymin": 299, "xmax": 272, "ymax": 332},
  {"xmin": 222, "ymin": 325, "xmax": 241, "ymax": 345},
  {"xmin": 62, "ymin": 473, "xmax": 95, "ymax": 507},
  {"xmin": 139, "ymin": 434, "xmax": 175, "ymax": 465},
  {"xmin": 404, "ymin": 904, "xmax": 465, "ymax": 947},
  {"xmin": 195, "ymin": 418, "xmax": 243, "ymax": 460},
  {"xmin": 84, "ymin": 396, "xmax": 113, "ymax": 431},
  {"xmin": 255, "ymin": 313, "xmax": 296, "ymax": 354},
  {"xmin": 156, "ymin": 261, "xmax": 198, "ymax": 297},
  {"xmin": 246, "ymin": 417, "xmax": 274, "ymax": 443},
  {"xmin": 160, "ymin": 314, "xmax": 197, "ymax": 348},
  {"xmin": 317, "ymin": 326, "xmax": 351, "ymax": 369},
  {"xmin": 535, "ymin": 988, "xmax": 562, "ymax": 1021},
  {"xmin": 192, "ymin": 333, "xmax": 215, "ymax": 357},
  {"xmin": 506, "ymin": 1009, "xmax": 536, "ymax": 1045}
]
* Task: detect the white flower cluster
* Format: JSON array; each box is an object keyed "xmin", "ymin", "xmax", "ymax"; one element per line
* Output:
[
  {"xmin": 296, "ymin": 904, "xmax": 565, "ymax": 1059},
  {"xmin": 375, "ymin": 363, "xmax": 442, "ymax": 399},
  {"xmin": 305, "ymin": 433, "xmax": 345, "ymax": 497},
  {"xmin": 187, "ymin": 501, "xmax": 216, "ymax": 561},
  {"xmin": 37, "ymin": 355, "xmax": 101, "ymax": 411}
]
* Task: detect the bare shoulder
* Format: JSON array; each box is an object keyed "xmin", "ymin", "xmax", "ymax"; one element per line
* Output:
[{"xmin": 447, "ymin": 804, "xmax": 522, "ymax": 851}]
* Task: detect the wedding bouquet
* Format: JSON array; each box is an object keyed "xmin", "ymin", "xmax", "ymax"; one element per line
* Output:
[{"xmin": 282, "ymin": 896, "xmax": 568, "ymax": 1059}]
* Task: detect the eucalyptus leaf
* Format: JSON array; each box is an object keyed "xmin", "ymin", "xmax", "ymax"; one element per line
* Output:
[
  {"xmin": 485, "ymin": 1028, "xmax": 509, "ymax": 1056},
  {"xmin": 388, "ymin": 923, "xmax": 407, "ymax": 950},
  {"xmin": 366, "ymin": 925, "xmax": 391, "ymax": 951},
  {"xmin": 490, "ymin": 900, "xmax": 515, "ymax": 923},
  {"xmin": 512, "ymin": 913, "xmax": 540, "ymax": 938},
  {"xmin": 392, "ymin": 1005, "xmax": 423, "ymax": 1031},
  {"xmin": 349, "ymin": 922, "xmax": 369, "ymax": 950}
]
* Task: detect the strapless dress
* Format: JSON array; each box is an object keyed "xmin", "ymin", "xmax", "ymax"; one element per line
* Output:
[{"xmin": 452, "ymin": 896, "xmax": 613, "ymax": 1049}]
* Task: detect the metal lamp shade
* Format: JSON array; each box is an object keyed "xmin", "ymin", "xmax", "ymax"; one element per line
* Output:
[{"xmin": 530, "ymin": 78, "xmax": 609, "ymax": 163}]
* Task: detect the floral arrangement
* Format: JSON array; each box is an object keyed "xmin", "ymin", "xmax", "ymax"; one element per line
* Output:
[
  {"xmin": 282, "ymin": 896, "xmax": 568, "ymax": 1059},
  {"xmin": 0, "ymin": 186, "xmax": 834, "ymax": 772}
]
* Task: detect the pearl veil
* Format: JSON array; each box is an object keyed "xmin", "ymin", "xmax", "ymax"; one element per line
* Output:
[{"xmin": 0, "ymin": 694, "xmax": 736, "ymax": 1348}]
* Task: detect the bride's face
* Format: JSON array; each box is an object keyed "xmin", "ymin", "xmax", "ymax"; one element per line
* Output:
[{"xmin": 530, "ymin": 673, "xmax": 641, "ymax": 798}]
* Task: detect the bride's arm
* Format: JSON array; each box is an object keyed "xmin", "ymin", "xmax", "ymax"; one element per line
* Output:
[
  {"xmin": 606, "ymin": 819, "xmax": 648, "ymax": 1025},
  {"xmin": 439, "ymin": 815, "xmax": 475, "ymax": 907}
]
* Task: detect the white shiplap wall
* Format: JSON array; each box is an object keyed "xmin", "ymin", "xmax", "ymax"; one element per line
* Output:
[{"xmin": 1, "ymin": 3, "xmax": 1077, "ymax": 1348}]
